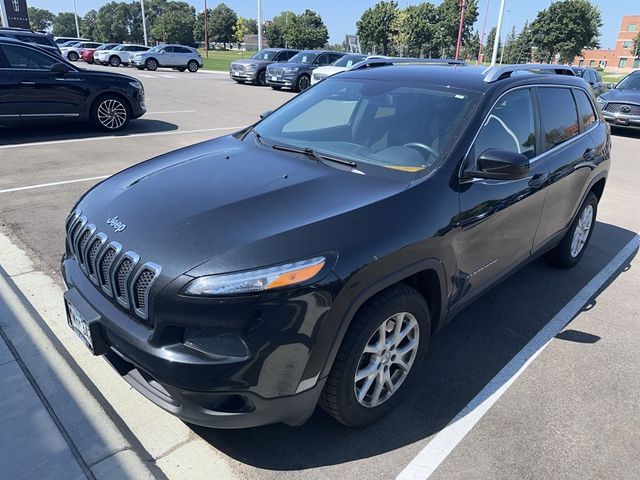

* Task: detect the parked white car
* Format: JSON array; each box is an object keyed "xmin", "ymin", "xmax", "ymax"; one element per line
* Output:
[
  {"xmin": 54, "ymin": 36, "xmax": 88, "ymax": 45},
  {"xmin": 130, "ymin": 44, "xmax": 203, "ymax": 72},
  {"xmin": 60, "ymin": 41, "xmax": 103, "ymax": 62},
  {"xmin": 94, "ymin": 44, "xmax": 150, "ymax": 67},
  {"xmin": 311, "ymin": 54, "xmax": 387, "ymax": 85}
]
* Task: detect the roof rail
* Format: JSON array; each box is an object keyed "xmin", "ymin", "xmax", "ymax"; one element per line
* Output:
[
  {"xmin": 350, "ymin": 57, "xmax": 466, "ymax": 71},
  {"xmin": 483, "ymin": 64, "xmax": 576, "ymax": 83}
]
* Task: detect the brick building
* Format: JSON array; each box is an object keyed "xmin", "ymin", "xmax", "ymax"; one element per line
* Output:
[{"xmin": 573, "ymin": 14, "xmax": 640, "ymax": 71}]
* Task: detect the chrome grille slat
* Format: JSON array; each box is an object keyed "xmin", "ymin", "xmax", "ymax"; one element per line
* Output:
[
  {"xmin": 604, "ymin": 102, "xmax": 640, "ymax": 116},
  {"xmin": 65, "ymin": 214, "xmax": 161, "ymax": 324}
]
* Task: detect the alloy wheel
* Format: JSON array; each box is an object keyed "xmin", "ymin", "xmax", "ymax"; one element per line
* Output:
[
  {"xmin": 97, "ymin": 99, "xmax": 127, "ymax": 130},
  {"xmin": 354, "ymin": 312, "xmax": 420, "ymax": 408},
  {"xmin": 188, "ymin": 61, "xmax": 198, "ymax": 72},
  {"xmin": 298, "ymin": 75, "xmax": 310, "ymax": 91},
  {"xmin": 570, "ymin": 204, "xmax": 594, "ymax": 257}
]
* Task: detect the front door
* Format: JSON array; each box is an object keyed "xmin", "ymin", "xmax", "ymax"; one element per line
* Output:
[
  {"xmin": 1, "ymin": 43, "xmax": 85, "ymax": 118},
  {"xmin": 0, "ymin": 70, "xmax": 17, "ymax": 120},
  {"xmin": 455, "ymin": 88, "xmax": 549, "ymax": 302}
]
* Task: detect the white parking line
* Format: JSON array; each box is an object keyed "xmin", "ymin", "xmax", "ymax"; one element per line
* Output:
[
  {"xmin": 158, "ymin": 74, "xmax": 177, "ymax": 78},
  {"xmin": 145, "ymin": 110, "xmax": 197, "ymax": 115},
  {"xmin": 0, "ymin": 175, "xmax": 110, "ymax": 194},
  {"xmin": 396, "ymin": 232, "xmax": 640, "ymax": 480},
  {"xmin": 0, "ymin": 126, "xmax": 243, "ymax": 150},
  {"xmin": 139, "ymin": 74, "xmax": 154, "ymax": 78}
]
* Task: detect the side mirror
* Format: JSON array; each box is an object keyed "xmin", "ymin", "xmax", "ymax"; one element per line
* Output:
[
  {"xmin": 467, "ymin": 149, "xmax": 530, "ymax": 180},
  {"xmin": 606, "ymin": 82, "xmax": 616, "ymax": 89},
  {"xmin": 50, "ymin": 62, "xmax": 69, "ymax": 74},
  {"xmin": 260, "ymin": 110, "xmax": 273, "ymax": 119}
]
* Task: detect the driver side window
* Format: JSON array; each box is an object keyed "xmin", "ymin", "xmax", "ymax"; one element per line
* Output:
[
  {"xmin": 472, "ymin": 89, "xmax": 536, "ymax": 163},
  {"xmin": 1, "ymin": 44, "xmax": 57, "ymax": 70}
]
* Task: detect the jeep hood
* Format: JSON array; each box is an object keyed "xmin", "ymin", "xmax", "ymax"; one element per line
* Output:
[{"xmin": 75, "ymin": 135, "xmax": 408, "ymax": 278}]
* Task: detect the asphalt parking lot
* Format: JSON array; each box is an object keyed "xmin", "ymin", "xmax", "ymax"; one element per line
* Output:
[{"xmin": 1, "ymin": 63, "xmax": 639, "ymax": 479}]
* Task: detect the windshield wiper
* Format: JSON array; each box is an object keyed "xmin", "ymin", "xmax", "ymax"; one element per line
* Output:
[
  {"xmin": 247, "ymin": 126, "xmax": 267, "ymax": 146},
  {"xmin": 271, "ymin": 144, "xmax": 357, "ymax": 168}
]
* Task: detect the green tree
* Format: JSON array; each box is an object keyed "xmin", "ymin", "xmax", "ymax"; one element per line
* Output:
[
  {"xmin": 530, "ymin": 0, "xmax": 601, "ymax": 64},
  {"xmin": 234, "ymin": 16, "xmax": 258, "ymax": 45},
  {"xmin": 501, "ymin": 26, "xmax": 518, "ymax": 63},
  {"xmin": 402, "ymin": 3, "xmax": 438, "ymax": 57},
  {"xmin": 53, "ymin": 12, "xmax": 80, "ymax": 37},
  {"xmin": 288, "ymin": 10, "xmax": 328, "ymax": 49},
  {"xmin": 510, "ymin": 21, "xmax": 533, "ymax": 64},
  {"xmin": 357, "ymin": 1, "xmax": 399, "ymax": 55},
  {"xmin": 264, "ymin": 11, "xmax": 296, "ymax": 48},
  {"xmin": 460, "ymin": 30, "xmax": 480, "ymax": 62},
  {"xmin": 28, "ymin": 7, "xmax": 55, "ymax": 31},
  {"xmin": 94, "ymin": 2, "xmax": 135, "ymax": 42},
  {"xmin": 81, "ymin": 10, "xmax": 98, "ymax": 40},
  {"xmin": 209, "ymin": 3, "xmax": 237, "ymax": 49},
  {"xmin": 632, "ymin": 31, "xmax": 640, "ymax": 58},
  {"xmin": 152, "ymin": 10, "xmax": 195, "ymax": 45},
  {"xmin": 435, "ymin": 0, "xmax": 479, "ymax": 58}
]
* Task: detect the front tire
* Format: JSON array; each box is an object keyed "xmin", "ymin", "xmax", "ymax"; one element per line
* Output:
[
  {"xmin": 109, "ymin": 55, "xmax": 121, "ymax": 67},
  {"xmin": 256, "ymin": 70, "xmax": 266, "ymax": 86},
  {"xmin": 145, "ymin": 58, "xmax": 158, "ymax": 71},
  {"xmin": 68, "ymin": 51, "xmax": 79, "ymax": 62},
  {"xmin": 546, "ymin": 192, "xmax": 598, "ymax": 268},
  {"xmin": 187, "ymin": 60, "xmax": 199, "ymax": 72},
  {"xmin": 319, "ymin": 283, "xmax": 430, "ymax": 427},
  {"xmin": 91, "ymin": 95, "xmax": 130, "ymax": 132},
  {"xmin": 296, "ymin": 74, "xmax": 311, "ymax": 92}
]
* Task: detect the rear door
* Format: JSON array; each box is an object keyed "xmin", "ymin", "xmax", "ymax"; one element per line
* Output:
[
  {"xmin": 532, "ymin": 86, "xmax": 596, "ymax": 249},
  {"xmin": 174, "ymin": 46, "xmax": 191, "ymax": 66},
  {"xmin": 1, "ymin": 43, "xmax": 85, "ymax": 117}
]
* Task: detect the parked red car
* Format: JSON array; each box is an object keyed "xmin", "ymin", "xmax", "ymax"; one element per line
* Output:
[{"xmin": 82, "ymin": 43, "xmax": 119, "ymax": 63}]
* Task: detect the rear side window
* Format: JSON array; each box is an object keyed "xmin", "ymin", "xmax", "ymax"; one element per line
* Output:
[
  {"xmin": 1, "ymin": 44, "xmax": 57, "ymax": 70},
  {"xmin": 573, "ymin": 89, "xmax": 597, "ymax": 130},
  {"xmin": 472, "ymin": 88, "xmax": 537, "ymax": 161},
  {"xmin": 175, "ymin": 47, "xmax": 190, "ymax": 54},
  {"xmin": 537, "ymin": 87, "xmax": 579, "ymax": 150}
]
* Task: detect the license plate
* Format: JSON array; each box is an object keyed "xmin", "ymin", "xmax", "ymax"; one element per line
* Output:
[
  {"xmin": 271, "ymin": 76, "xmax": 277, "ymax": 82},
  {"xmin": 67, "ymin": 300, "xmax": 93, "ymax": 352}
]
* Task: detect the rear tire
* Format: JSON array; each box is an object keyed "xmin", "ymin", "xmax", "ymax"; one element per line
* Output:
[
  {"xmin": 109, "ymin": 55, "xmax": 121, "ymax": 67},
  {"xmin": 68, "ymin": 51, "xmax": 79, "ymax": 62},
  {"xmin": 319, "ymin": 283, "xmax": 430, "ymax": 427},
  {"xmin": 546, "ymin": 192, "xmax": 598, "ymax": 268},
  {"xmin": 91, "ymin": 94, "xmax": 130, "ymax": 132},
  {"xmin": 187, "ymin": 60, "xmax": 199, "ymax": 72},
  {"xmin": 256, "ymin": 70, "xmax": 266, "ymax": 86}
]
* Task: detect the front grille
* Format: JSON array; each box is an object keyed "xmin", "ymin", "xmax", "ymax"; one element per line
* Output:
[
  {"xmin": 66, "ymin": 211, "xmax": 162, "ymax": 324},
  {"xmin": 269, "ymin": 68, "xmax": 283, "ymax": 77},
  {"xmin": 232, "ymin": 63, "xmax": 245, "ymax": 73},
  {"xmin": 99, "ymin": 247, "xmax": 117, "ymax": 287},
  {"xmin": 133, "ymin": 269, "xmax": 156, "ymax": 312},
  {"xmin": 604, "ymin": 103, "xmax": 640, "ymax": 116},
  {"xmin": 115, "ymin": 258, "xmax": 134, "ymax": 299}
]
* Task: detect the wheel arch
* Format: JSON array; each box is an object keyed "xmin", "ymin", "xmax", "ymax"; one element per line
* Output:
[
  {"xmin": 314, "ymin": 258, "xmax": 448, "ymax": 382},
  {"xmin": 86, "ymin": 90, "xmax": 133, "ymax": 121}
]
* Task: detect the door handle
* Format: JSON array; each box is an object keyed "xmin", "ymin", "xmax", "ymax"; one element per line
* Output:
[
  {"xmin": 528, "ymin": 173, "xmax": 548, "ymax": 188},
  {"xmin": 583, "ymin": 148, "xmax": 595, "ymax": 160},
  {"xmin": 20, "ymin": 81, "xmax": 36, "ymax": 86}
]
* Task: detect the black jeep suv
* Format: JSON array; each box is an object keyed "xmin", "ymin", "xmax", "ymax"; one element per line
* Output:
[
  {"xmin": 61, "ymin": 60, "xmax": 610, "ymax": 429},
  {"xmin": 0, "ymin": 37, "xmax": 145, "ymax": 131}
]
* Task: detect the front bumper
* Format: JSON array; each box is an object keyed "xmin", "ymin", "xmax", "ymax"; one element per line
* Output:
[
  {"xmin": 61, "ymin": 256, "xmax": 340, "ymax": 428},
  {"xmin": 602, "ymin": 111, "xmax": 640, "ymax": 129},
  {"xmin": 130, "ymin": 58, "xmax": 145, "ymax": 66},
  {"xmin": 266, "ymin": 74, "xmax": 294, "ymax": 88}
]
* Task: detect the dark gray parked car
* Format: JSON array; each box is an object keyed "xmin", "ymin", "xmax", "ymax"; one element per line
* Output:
[
  {"xmin": 571, "ymin": 67, "xmax": 606, "ymax": 97},
  {"xmin": 597, "ymin": 70, "xmax": 640, "ymax": 130},
  {"xmin": 230, "ymin": 48, "xmax": 299, "ymax": 86}
]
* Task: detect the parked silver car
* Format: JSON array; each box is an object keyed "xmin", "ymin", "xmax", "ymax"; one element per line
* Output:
[{"xmin": 131, "ymin": 44, "xmax": 203, "ymax": 72}]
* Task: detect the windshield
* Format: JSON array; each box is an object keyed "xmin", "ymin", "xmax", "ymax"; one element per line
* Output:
[
  {"xmin": 332, "ymin": 54, "xmax": 366, "ymax": 68},
  {"xmin": 97, "ymin": 44, "xmax": 117, "ymax": 50},
  {"xmin": 571, "ymin": 69, "xmax": 585, "ymax": 78},
  {"xmin": 616, "ymin": 74, "xmax": 640, "ymax": 91},
  {"xmin": 288, "ymin": 52, "xmax": 318, "ymax": 64},
  {"xmin": 147, "ymin": 45, "xmax": 164, "ymax": 52},
  {"xmin": 254, "ymin": 77, "xmax": 478, "ymax": 174},
  {"xmin": 251, "ymin": 49, "xmax": 277, "ymax": 61},
  {"xmin": 112, "ymin": 45, "xmax": 126, "ymax": 51},
  {"xmin": 61, "ymin": 41, "xmax": 81, "ymax": 47}
]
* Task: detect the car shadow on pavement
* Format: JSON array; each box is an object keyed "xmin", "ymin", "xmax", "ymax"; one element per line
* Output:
[
  {"xmin": 610, "ymin": 127, "xmax": 640, "ymax": 139},
  {"xmin": 191, "ymin": 221, "xmax": 638, "ymax": 472},
  {"xmin": 0, "ymin": 119, "xmax": 178, "ymax": 146}
]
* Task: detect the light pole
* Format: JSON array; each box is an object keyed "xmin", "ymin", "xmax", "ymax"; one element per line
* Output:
[
  {"xmin": 72, "ymin": 0, "xmax": 80, "ymax": 38},
  {"xmin": 204, "ymin": 0, "xmax": 209, "ymax": 58},
  {"xmin": 455, "ymin": 0, "xmax": 466, "ymax": 60},
  {"xmin": 491, "ymin": 0, "xmax": 506, "ymax": 66},
  {"xmin": 257, "ymin": 0, "xmax": 263, "ymax": 51},
  {"xmin": 140, "ymin": 0, "xmax": 148, "ymax": 46}
]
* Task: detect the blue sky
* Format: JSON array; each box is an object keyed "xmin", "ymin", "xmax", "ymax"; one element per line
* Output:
[{"xmin": 33, "ymin": 0, "xmax": 637, "ymax": 48}]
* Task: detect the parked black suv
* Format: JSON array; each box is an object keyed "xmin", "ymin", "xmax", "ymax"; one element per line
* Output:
[
  {"xmin": 266, "ymin": 49, "xmax": 345, "ymax": 91},
  {"xmin": 230, "ymin": 48, "xmax": 299, "ymax": 86},
  {"xmin": 571, "ymin": 67, "xmax": 606, "ymax": 97},
  {"xmin": 597, "ymin": 70, "xmax": 640, "ymax": 130},
  {"xmin": 0, "ymin": 27, "xmax": 61, "ymax": 56},
  {"xmin": 0, "ymin": 38, "xmax": 146, "ymax": 131},
  {"xmin": 61, "ymin": 60, "xmax": 610, "ymax": 429}
]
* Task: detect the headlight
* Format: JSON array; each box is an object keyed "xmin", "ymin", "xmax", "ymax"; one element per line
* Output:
[
  {"xmin": 245, "ymin": 63, "xmax": 257, "ymax": 71},
  {"xmin": 183, "ymin": 256, "xmax": 326, "ymax": 296},
  {"xmin": 284, "ymin": 67, "xmax": 299, "ymax": 73},
  {"xmin": 128, "ymin": 80, "xmax": 143, "ymax": 90}
]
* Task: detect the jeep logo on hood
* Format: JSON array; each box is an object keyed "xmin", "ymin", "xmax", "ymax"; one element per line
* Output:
[{"xmin": 106, "ymin": 216, "xmax": 126, "ymax": 233}]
